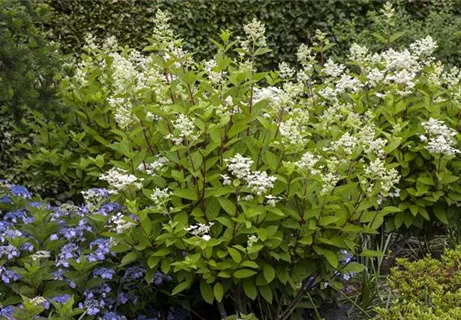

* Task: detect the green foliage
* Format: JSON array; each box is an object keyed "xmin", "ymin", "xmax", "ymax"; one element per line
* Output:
[
  {"xmin": 42, "ymin": 0, "xmax": 380, "ymax": 69},
  {"xmin": 44, "ymin": 0, "xmax": 461, "ymax": 68},
  {"xmin": 19, "ymin": 4, "xmax": 461, "ymax": 317},
  {"xmin": 375, "ymin": 248, "xmax": 461, "ymax": 319},
  {"xmin": 0, "ymin": 0, "xmax": 62, "ymax": 118},
  {"xmin": 332, "ymin": 0, "xmax": 461, "ymax": 65}
]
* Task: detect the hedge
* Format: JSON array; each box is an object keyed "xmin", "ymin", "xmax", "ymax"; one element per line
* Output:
[{"xmin": 43, "ymin": 0, "xmax": 458, "ymax": 68}]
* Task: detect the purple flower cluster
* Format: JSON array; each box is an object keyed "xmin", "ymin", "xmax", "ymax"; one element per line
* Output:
[
  {"xmin": 0, "ymin": 266, "xmax": 20, "ymax": 283},
  {"xmin": 152, "ymin": 271, "xmax": 173, "ymax": 286},
  {"xmin": 88, "ymin": 238, "xmax": 112, "ymax": 262},
  {"xmin": 56, "ymin": 243, "xmax": 81, "ymax": 267},
  {"xmin": 102, "ymin": 311, "xmax": 128, "ymax": 320},
  {"xmin": 93, "ymin": 267, "xmax": 116, "ymax": 280},
  {"xmin": 0, "ymin": 305, "xmax": 14, "ymax": 319},
  {"xmin": 52, "ymin": 294, "xmax": 71, "ymax": 304},
  {"xmin": 123, "ymin": 266, "xmax": 145, "ymax": 282},
  {"xmin": 0, "ymin": 183, "xmax": 182, "ymax": 319},
  {"xmin": 9, "ymin": 185, "xmax": 32, "ymax": 199},
  {"xmin": 0, "ymin": 245, "xmax": 19, "ymax": 260},
  {"xmin": 78, "ymin": 283, "xmax": 113, "ymax": 316},
  {"xmin": 4, "ymin": 210, "xmax": 33, "ymax": 224},
  {"xmin": 117, "ymin": 291, "xmax": 139, "ymax": 305}
]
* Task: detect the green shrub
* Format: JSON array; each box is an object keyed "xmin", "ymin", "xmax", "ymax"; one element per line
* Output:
[
  {"xmin": 375, "ymin": 248, "xmax": 461, "ymax": 319},
  {"xmin": 333, "ymin": 0, "xmax": 461, "ymax": 65},
  {"xmin": 0, "ymin": 0, "xmax": 62, "ymax": 118},
  {"xmin": 44, "ymin": 0, "xmax": 461, "ymax": 68},
  {"xmin": 44, "ymin": 0, "xmax": 379, "ymax": 69},
  {"xmin": 0, "ymin": 0, "xmax": 65, "ymax": 197},
  {"xmin": 23, "ymin": 7, "xmax": 461, "ymax": 317}
]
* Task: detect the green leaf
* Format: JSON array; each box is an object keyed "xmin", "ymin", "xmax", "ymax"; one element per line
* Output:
[
  {"xmin": 263, "ymin": 264, "xmax": 275, "ymax": 283},
  {"xmin": 174, "ymin": 188, "xmax": 198, "ymax": 201},
  {"xmin": 218, "ymin": 197, "xmax": 236, "ymax": 216},
  {"xmin": 342, "ymin": 262, "xmax": 366, "ymax": 274},
  {"xmin": 214, "ymin": 282, "xmax": 224, "ymax": 302},
  {"xmin": 319, "ymin": 216, "xmax": 339, "ymax": 226},
  {"xmin": 259, "ymin": 285, "xmax": 273, "ymax": 303},
  {"xmin": 324, "ymin": 250, "xmax": 338, "ymax": 268},
  {"xmin": 172, "ymin": 278, "xmax": 193, "ymax": 295},
  {"xmin": 360, "ymin": 250, "xmax": 384, "ymax": 257},
  {"xmin": 384, "ymin": 138, "xmax": 401, "ymax": 153},
  {"xmin": 243, "ymin": 278, "xmax": 257, "ymax": 300},
  {"xmin": 234, "ymin": 269, "xmax": 257, "ymax": 278},
  {"xmin": 200, "ymin": 282, "xmax": 214, "ymax": 304},
  {"xmin": 228, "ymin": 248, "xmax": 242, "ymax": 263},
  {"xmin": 433, "ymin": 206, "xmax": 449, "ymax": 224},
  {"xmin": 120, "ymin": 252, "xmax": 138, "ymax": 267}
]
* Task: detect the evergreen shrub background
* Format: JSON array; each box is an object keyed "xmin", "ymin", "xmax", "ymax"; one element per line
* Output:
[{"xmin": 44, "ymin": 0, "xmax": 461, "ymax": 68}]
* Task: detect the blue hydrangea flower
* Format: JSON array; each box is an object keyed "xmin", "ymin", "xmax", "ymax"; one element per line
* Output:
[
  {"xmin": 79, "ymin": 284, "xmax": 113, "ymax": 316},
  {"xmin": 101, "ymin": 311, "xmax": 127, "ymax": 320},
  {"xmin": 122, "ymin": 266, "xmax": 145, "ymax": 282},
  {"xmin": 9, "ymin": 185, "xmax": 32, "ymax": 199},
  {"xmin": 0, "ymin": 305, "xmax": 14, "ymax": 319},
  {"xmin": 0, "ymin": 195, "xmax": 12, "ymax": 204},
  {"xmin": 96, "ymin": 202, "xmax": 122, "ymax": 216},
  {"xmin": 0, "ymin": 267, "xmax": 21, "ymax": 283},
  {"xmin": 56, "ymin": 243, "xmax": 80, "ymax": 267},
  {"xmin": 117, "ymin": 292, "xmax": 138, "ymax": 305},
  {"xmin": 4, "ymin": 210, "xmax": 33, "ymax": 224},
  {"xmin": 0, "ymin": 245, "xmax": 19, "ymax": 260},
  {"xmin": 1, "ymin": 229, "xmax": 23, "ymax": 242},
  {"xmin": 88, "ymin": 238, "xmax": 111, "ymax": 262},
  {"xmin": 93, "ymin": 267, "xmax": 115, "ymax": 280},
  {"xmin": 20, "ymin": 242, "xmax": 34, "ymax": 252},
  {"xmin": 52, "ymin": 294, "xmax": 71, "ymax": 304},
  {"xmin": 152, "ymin": 271, "xmax": 173, "ymax": 286}
]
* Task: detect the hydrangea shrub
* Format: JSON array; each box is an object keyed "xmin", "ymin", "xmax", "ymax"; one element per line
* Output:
[{"xmin": 0, "ymin": 182, "xmax": 187, "ymax": 320}]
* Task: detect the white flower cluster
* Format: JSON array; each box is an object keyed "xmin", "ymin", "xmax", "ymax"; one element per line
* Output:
[
  {"xmin": 150, "ymin": 187, "xmax": 172, "ymax": 211},
  {"xmin": 247, "ymin": 171, "xmax": 277, "ymax": 195},
  {"xmin": 226, "ymin": 154, "xmax": 276, "ymax": 195},
  {"xmin": 138, "ymin": 156, "xmax": 168, "ymax": 175},
  {"xmin": 364, "ymin": 158, "xmax": 400, "ymax": 195},
  {"xmin": 279, "ymin": 118, "xmax": 306, "ymax": 146},
  {"xmin": 166, "ymin": 114, "xmax": 199, "ymax": 144},
  {"xmin": 359, "ymin": 125, "xmax": 387, "ymax": 158},
  {"xmin": 152, "ymin": 10, "xmax": 175, "ymax": 45},
  {"xmin": 241, "ymin": 18, "xmax": 267, "ymax": 51},
  {"xmin": 324, "ymin": 59, "xmax": 345, "ymax": 78},
  {"xmin": 205, "ymin": 59, "xmax": 226, "ymax": 85},
  {"xmin": 324, "ymin": 132, "xmax": 358, "ymax": 155},
  {"xmin": 265, "ymin": 195, "xmax": 282, "ymax": 207},
  {"xmin": 278, "ymin": 62, "xmax": 295, "ymax": 79},
  {"xmin": 421, "ymin": 118, "xmax": 460, "ymax": 156},
  {"xmin": 349, "ymin": 43, "xmax": 368, "ymax": 63},
  {"xmin": 247, "ymin": 235, "xmax": 259, "ymax": 249},
  {"xmin": 99, "ymin": 167, "xmax": 143, "ymax": 193},
  {"xmin": 108, "ymin": 213, "xmax": 136, "ymax": 234},
  {"xmin": 185, "ymin": 222, "xmax": 214, "ymax": 241},
  {"xmin": 321, "ymin": 172, "xmax": 340, "ymax": 195},
  {"xmin": 81, "ymin": 189, "xmax": 107, "ymax": 212},
  {"xmin": 226, "ymin": 154, "xmax": 254, "ymax": 180},
  {"xmin": 410, "ymin": 36, "xmax": 438, "ymax": 58},
  {"xmin": 253, "ymin": 86, "xmax": 290, "ymax": 110},
  {"xmin": 295, "ymin": 151, "xmax": 321, "ymax": 175},
  {"xmin": 31, "ymin": 250, "xmax": 51, "ymax": 261}
]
